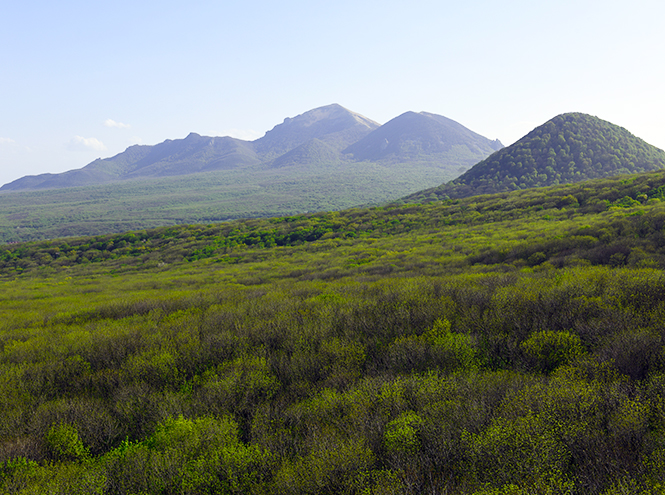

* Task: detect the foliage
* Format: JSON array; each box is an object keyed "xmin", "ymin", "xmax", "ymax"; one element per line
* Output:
[
  {"xmin": 521, "ymin": 330, "xmax": 586, "ymax": 373},
  {"xmin": 4, "ymin": 169, "xmax": 665, "ymax": 492},
  {"xmin": 45, "ymin": 423, "xmax": 89, "ymax": 462},
  {"xmin": 0, "ymin": 159, "xmax": 459, "ymax": 244},
  {"xmin": 384, "ymin": 411, "xmax": 423, "ymax": 454}
]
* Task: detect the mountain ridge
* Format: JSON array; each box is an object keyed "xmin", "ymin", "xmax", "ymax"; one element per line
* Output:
[{"xmin": 1, "ymin": 104, "xmax": 499, "ymax": 191}]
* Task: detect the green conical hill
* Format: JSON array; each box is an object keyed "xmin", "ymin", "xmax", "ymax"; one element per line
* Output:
[{"xmin": 407, "ymin": 112, "xmax": 665, "ymax": 201}]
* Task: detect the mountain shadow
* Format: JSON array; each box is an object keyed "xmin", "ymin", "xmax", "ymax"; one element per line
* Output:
[{"xmin": 269, "ymin": 138, "xmax": 342, "ymax": 169}]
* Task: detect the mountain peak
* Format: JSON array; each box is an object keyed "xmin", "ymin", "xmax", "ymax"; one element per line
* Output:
[
  {"xmin": 343, "ymin": 111, "xmax": 503, "ymax": 165},
  {"xmin": 253, "ymin": 104, "xmax": 380, "ymax": 157},
  {"xmin": 279, "ymin": 104, "xmax": 377, "ymax": 129}
]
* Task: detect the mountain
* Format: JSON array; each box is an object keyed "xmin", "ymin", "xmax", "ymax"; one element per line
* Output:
[
  {"xmin": 253, "ymin": 103, "xmax": 380, "ymax": 159},
  {"xmin": 0, "ymin": 104, "xmax": 507, "ymax": 242},
  {"xmin": 119, "ymin": 134, "xmax": 261, "ymax": 177},
  {"xmin": 405, "ymin": 112, "xmax": 665, "ymax": 202},
  {"xmin": 2, "ymin": 134, "xmax": 261, "ymax": 191},
  {"xmin": 343, "ymin": 111, "xmax": 503, "ymax": 171},
  {"xmin": 1, "ymin": 104, "xmax": 498, "ymax": 192}
]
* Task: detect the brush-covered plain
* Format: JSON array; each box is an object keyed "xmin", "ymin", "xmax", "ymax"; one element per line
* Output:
[
  {"xmin": 0, "ymin": 162, "xmax": 452, "ymax": 244},
  {"xmin": 3, "ymin": 171, "xmax": 665, "ymax": 493}
]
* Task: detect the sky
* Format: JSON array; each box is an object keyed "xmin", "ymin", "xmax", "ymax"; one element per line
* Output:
[{"xmin": 1, "ymin": 0, "xmax": 664, "ymax": 187}]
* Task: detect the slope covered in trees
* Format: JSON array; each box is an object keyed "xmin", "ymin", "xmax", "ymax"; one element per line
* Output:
[{"xmin": 407, "ymin": 112, "xmax": 665, "ymax": 202}]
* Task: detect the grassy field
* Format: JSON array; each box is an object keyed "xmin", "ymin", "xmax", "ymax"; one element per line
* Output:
[{"xmin": 2, "ymin": 171, "xmax": 665, "ymax": 493}]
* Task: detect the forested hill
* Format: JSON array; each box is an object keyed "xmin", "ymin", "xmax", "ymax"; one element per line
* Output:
[{"xmin": 406, "ymin": 112, "xmax": 665, "ymax": 202}]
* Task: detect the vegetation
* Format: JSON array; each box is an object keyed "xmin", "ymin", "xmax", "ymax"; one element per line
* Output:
[
  {"xmin": 4, "ymin": 169, "xmax": 665, "ymax": 492},
  {"xmin": 408, "ymin": 112, "xmax": 665, "ymax": 202},
  {"xmin": 0, "ymin": 105, "xmax": 505, "ymax": 243},
  {"xmin": 0, "ymin": 161, "xmax": 452, "ymax": 244}
]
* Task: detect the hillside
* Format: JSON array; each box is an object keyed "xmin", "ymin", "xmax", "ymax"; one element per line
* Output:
[
  {"xmin": 2, "ymin": 134, "xmax": 262, "ymax": 191},
  {"xmin": 4, "ymin": 169, "xmax": 665, "ymax": 492},
  {"xmin": 269, "ymin": 138, "xmax": 341, "ymax": 169},
  {"xmin": 0, "ymin": 159, "xmax": 453, "ymax": 244},
  {"xmin": 406, "ymin": 112, "xmax": 665, "ymax": 202}
]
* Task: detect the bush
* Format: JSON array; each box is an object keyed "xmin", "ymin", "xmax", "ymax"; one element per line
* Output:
[
  {"xmin": 386, "ymin": 319, "xmax": 479, "ymax": 374},
  {"xmin": 273, "ymin": 437, "xmax": 375, "ymax": 495},
  {"xmin": 384, "ymin": 411, "xmax": 423, "ymax": 455},
  {"xmin": 45, "ymin": 423, "xmax": 89, "ymax": 462},
  {"xmin": 521, "ymin": 331, "xmax": 585, "ymax": 373}
]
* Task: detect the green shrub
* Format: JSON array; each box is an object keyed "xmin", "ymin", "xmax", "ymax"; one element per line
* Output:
[
  {"xmin": 387, "ymin": 318, "xmax": 479, "ymax": 374},
  {"xmin": 521, "ymin": 331, "xmax": 585, "ymax": 373},
  {"xmin": 45, "ymin": 423, "xmax": 89, "ymax": 462},
  {"xmin": 463, "ymin": 413, "xmax": 573, "ymax": 489},
  {"xmin": 384, "ymin": 411, "xmax": 423, "ymax": 455},
  {"xmin": 273, "ymin": 437, "xmax": 375, "ymax": 495}
]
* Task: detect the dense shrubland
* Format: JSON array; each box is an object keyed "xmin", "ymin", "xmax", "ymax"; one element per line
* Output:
[{"xmin": 3, "ymin": 171, "xmax": 665, "ymax": 492}]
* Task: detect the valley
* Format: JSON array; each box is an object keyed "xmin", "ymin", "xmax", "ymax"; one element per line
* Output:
[{"xmin": 0, "ymin": 104, "xmax": 501, "ymax": 243}]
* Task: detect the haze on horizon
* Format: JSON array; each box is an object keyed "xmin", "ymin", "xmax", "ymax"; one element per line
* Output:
[{"xmin": 1, "ymin": 0, "xmax": 664, "ymax": 187}]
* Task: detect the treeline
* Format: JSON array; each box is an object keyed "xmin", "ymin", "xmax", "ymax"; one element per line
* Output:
[{"xmin": 0, "ymin": 157, "xmax": 450, "ymax": 244}]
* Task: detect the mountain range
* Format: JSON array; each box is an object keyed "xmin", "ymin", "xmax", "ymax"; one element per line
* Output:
[
  {"xmin": 1, "ymin": 104, "xmax": 502, "ymax": 191},
  {"xmin": 405, "ymin": 112, "xmax": 665, "ymax": 202},
  {"xmin": 3, "ymin": 106, "xmax": 665, "ymax": 244}
]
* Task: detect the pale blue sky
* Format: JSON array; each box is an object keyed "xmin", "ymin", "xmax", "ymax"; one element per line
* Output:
[{"xmin": 1, "ymin": 0, "xmax": 664, "ymax": 186}]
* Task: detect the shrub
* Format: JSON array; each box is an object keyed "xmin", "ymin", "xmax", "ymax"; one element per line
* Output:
[
  {"xmin": 273, "ymin": 437, "xmax": 375, "ymax": 495},
  {"xmin": 521, "ymin": 331, "xmax": 585, "ymax": 373},
  {"xmin": 45, "ymin": 423, "xmax": 89, "ymax": 462},
  {"xmin": 384, "ymin": 411, "xmax": 423, "ymax": 455},
  {"xmin": 387, "ymin": 319, "xmax": 479, "ymax": 374}
]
